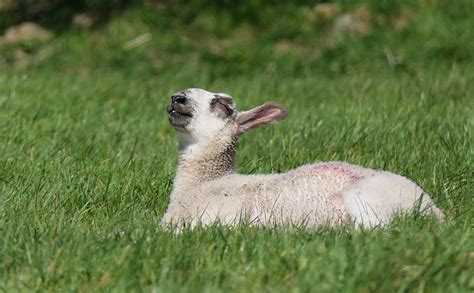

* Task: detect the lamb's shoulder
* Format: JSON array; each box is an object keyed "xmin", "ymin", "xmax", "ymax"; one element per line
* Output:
[
  {"xmin": 164, "ymin": 174, "xmax": 270, "ymax": 225},
  {"xmin": 193, "ymin": 173, "xmax": 273, "ymax": 196}
]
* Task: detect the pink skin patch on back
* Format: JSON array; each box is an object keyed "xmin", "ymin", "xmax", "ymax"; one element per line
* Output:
[{"xmin": 312, "ymin": 162, "xmax": 362, "ymax": 181}]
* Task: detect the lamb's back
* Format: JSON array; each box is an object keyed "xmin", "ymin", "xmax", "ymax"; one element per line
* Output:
[{"xmin": 244, "ymin": 161, "xmax": 374, "ymax": 227}]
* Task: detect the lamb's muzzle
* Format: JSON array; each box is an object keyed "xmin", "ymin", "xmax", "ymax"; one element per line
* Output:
[
  {"xmin": 161, "ymin": 88, "xmax": 444, "ymax": 230},
  {"xmin": 167, "ymin": 91, "xmax": 194, "ymax": 129}
]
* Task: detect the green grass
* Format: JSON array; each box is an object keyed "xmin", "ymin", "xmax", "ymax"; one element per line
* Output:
[{"xmin": 1, "ymin": 1, "xmax": 473, "ymax": 291}]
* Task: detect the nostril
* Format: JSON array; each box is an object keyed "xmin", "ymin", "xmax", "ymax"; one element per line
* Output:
[{"xmin": 173, "ymin": 95, "xmax": 187, "ymax": 104}]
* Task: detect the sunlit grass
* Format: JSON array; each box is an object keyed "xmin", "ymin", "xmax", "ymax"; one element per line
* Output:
[{"xmin": 0, "ymin": 1, "xmax": 472, "ymax": 291}]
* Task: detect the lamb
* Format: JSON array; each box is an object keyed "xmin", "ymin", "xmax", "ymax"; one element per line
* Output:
[{"xmin": 161, "ymin": 88, "xmax": 444, "ymax": 230}]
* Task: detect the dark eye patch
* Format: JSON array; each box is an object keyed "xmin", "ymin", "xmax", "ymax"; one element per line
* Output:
[{"xmin": 210, "ymin": 95, "xmax": 235, "ymax": 118}]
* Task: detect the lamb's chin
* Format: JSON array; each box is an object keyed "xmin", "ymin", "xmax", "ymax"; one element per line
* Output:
[{"xmin": 169, "ymin": 113, "xmax": 191, "ymax": 129}]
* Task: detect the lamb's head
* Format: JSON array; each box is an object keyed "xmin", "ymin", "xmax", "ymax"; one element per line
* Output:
[{"xmin": 167, "ymin": 88, "xmax": 288, "ymax": 149}]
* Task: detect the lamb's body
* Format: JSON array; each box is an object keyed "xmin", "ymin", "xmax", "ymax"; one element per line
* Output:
[
  {"xmin": 162, "ymin": 161, "xmax": 443, "ymax": 228},
  {"xmin": 161, "ymin": 88, "xmax": 444, "ymax": 230}
]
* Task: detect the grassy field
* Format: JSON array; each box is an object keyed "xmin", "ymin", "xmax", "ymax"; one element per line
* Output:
[{"xmin": 1, "ymin": 1, "xmax": 473, "ymax": 291}]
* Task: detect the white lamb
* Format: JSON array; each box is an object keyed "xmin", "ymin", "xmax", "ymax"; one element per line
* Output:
[{"xmin": 161, "ymin": 88, "xmax": 444, "ymax": 229}]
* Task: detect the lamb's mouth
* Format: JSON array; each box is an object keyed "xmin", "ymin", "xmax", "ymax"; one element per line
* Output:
[
  {"xmin": 168, "ymin": 108, "xmax": 193, "ymax": 129},
  {"xmin": 169, "ymin": 109, "xmax": 193, "ymax": 118}
]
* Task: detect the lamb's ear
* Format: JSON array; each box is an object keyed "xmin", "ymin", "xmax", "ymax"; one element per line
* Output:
[{"xmin": 236, "ymin": 103, "xmax": 288, "ymax": 135}]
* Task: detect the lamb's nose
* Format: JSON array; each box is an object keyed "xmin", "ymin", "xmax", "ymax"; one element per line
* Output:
[{"xmin": 172, "ymin": 95, "xmax": 187, "ymax": 105}]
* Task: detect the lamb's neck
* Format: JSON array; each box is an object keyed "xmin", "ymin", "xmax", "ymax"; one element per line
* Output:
[{"xmin": 173, "ymin": 136, "xmax": 237, "ymax": 191}]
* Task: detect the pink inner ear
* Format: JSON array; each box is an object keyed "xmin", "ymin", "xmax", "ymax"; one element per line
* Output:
[
  {"xmin": 237, "ymin": 103, "xmax": 287, "ymax": 134},
  {"xmin": 251, "ymin": 108, "xmax": 283, "ymax": 125}
]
